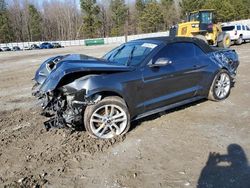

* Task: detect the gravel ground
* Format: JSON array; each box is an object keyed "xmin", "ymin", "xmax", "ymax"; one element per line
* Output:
[{"xmin": 0, "ymin": 43, "xmax": 250, "ymax": 188}]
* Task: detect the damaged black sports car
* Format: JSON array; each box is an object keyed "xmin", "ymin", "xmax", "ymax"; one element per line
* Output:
[{"xmin": 32, "ymin": 37, "xmax": 239, "ymax": 139}]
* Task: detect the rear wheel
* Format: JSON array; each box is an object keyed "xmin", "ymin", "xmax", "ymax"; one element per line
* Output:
[
  {"xmin": 84, "ymin": 96, "xmax": 130, "ymax": 139},
  {"xmin": 236, "ymin": 35, "xmax": 243, "ymax": 45},
  {"xmin": 208, "ymin": 70, "xmax": 231, "ymax": 101}
]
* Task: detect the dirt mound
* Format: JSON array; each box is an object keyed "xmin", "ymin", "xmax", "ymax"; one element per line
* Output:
[
  {"xmin": 0, "ymin": 108, "xmax": 126, "ymax": 186},
  {"xmin": 61, "ymin": 131, "xmax": 126, "ymax": 155},
  {"xmin": 0, "ymin": 108, "xmax": 125, "ymax": 153},
  {"xmin": 4, "ymin": 174, "xmax": 48, "ymax": 188}
]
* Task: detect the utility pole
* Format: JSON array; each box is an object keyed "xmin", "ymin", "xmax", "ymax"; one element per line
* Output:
[{"xmin": 125, "ymin": 9, "xmax": 129, "ymax": 42}]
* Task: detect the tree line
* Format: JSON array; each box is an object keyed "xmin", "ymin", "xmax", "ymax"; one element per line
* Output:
[{"xmin": 0, "ymin": 0, "xmax": 250, "ymax": 43}]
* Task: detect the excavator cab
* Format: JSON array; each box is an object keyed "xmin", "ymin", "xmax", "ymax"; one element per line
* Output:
[
  {"xmin": 170, "ymin": 9, "xmax": 231, "ymax": 48},
  {"xmin": 188, "ymin": 10, "xmax": 214, "ymax": 33}
]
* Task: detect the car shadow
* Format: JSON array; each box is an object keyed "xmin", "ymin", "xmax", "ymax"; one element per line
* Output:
[
  {"xmin": 130, "ymin": 98, "xmax": 207, "ymax": 131},
  {"xmin": 197, "ymin": 144, "xmax": 250, "ymax": 188},
  {"xmin": 73, "ymin": 98, "xmax": 207, "ymax": 133},
  {"xmin": 74, "ymin": 98, "xmax": 212, "ymax": 134},
  {"xmin": 231, "ymin": 40, "xmax": 249, "ymax": 47},
  {"xmin": 73, "ymin": 121, "xmax": 86, "ymax": 132}
]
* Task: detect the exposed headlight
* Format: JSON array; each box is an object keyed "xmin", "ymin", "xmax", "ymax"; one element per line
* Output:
[
  {"xmin": 46, "ymin": 56, "xmax": 63, "ymax": 72},
  {"xmin": 53, "ymin": 57, "xmax": 62, "ymax": 64}
]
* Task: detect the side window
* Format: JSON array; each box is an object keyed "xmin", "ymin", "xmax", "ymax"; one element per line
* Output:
[
  {"xmin": 194, "ymin": 44, "xmax": 205, "ymax": 56},
  {"xmin": 153, "ymin": 42, "xmax": 203, "ymax": 62},
  {"xmin": 237, "ymin": 25, "xmax": 241, "ymax": 30},
  {"xmin": 242, "ymin": 25, "xmax": 246, "ymax": 30},
  {"xmin": 246, "ymin": 26, "xmax": 250, "ymax": 31}
]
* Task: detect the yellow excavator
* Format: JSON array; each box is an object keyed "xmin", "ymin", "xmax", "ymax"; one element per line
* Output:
[{"xmin": 170, "ymin": 9, "xmax": 231, "ymax": 48}]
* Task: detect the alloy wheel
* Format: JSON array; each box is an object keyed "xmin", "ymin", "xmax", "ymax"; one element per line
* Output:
[
  {"xmin": 215, "ymin": 73, "xmax": 231, "ymax": 99},
  {"xmin": 89, "ymin": 104, "xmax": 128, "ymax": 139}
]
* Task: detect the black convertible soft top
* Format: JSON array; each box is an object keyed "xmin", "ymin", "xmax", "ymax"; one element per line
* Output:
[{"xmin": 136, "ymin": 36, "xmax": 216, "ymax": 54}]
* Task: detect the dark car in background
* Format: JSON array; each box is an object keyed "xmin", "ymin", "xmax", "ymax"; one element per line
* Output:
[
  {"xmin": 31, "ymin": 44, "xmax": 40, "ymax": 50},
  {"xmin": 32, "ymin": 37, "xmax": 239, "ymax": 139},
  {"xmin": 52, "ymin": 42, "xmax": 63, "ymax": 48},
  {"xmin": 1, "ymin": 47, "xmax": 11, "ymax": 51},
  {"xmin": 12, "ymin": 46, "xmax": 21, "ymax": 51},
  {"xmin": 40, "ymin": 42, "xmax": 53, "ymax": 49}
]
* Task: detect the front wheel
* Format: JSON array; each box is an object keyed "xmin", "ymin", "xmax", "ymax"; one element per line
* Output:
[
  {"xmin": 218, "ymin": 33, "xmax": 231, "ymax": 48},
  {"xmin": 84, "ymin": 96, "xmax": 130, "ymax": 139},
  {"xmin": 208, "ymin": 70, "xmax": 232, "ymax": 101}
]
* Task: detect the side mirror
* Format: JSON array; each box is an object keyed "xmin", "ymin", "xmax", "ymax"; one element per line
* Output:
[{"xmin": 150, "ymin": 58, "xmax": 172, "ymax": 67}]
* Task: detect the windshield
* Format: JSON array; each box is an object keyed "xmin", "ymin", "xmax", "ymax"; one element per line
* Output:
[
  {"xmin": 200, "ymin": 12, "xmax": 212, "ymax": 24},
  {"xmin": 189, "ymin": 12, "xmax": 199, "ymax": 22},
  {"xmin": 222, "ymin": 26, "xmax": 235, "ymax": 31},
  {"xmin": 189, "ymin": 11, "xmax": 213, "ymax": 24},
  {"xmin": 103, "ymin": 42, "xmax": 158, "ymax": 66}
]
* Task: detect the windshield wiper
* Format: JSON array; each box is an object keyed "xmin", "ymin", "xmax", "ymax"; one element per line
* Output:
[
  {"xmin": 107, "ymin": 45, "xmax": 125, "ymax": 61},
  {"xmin": 126, "ymin": 46, "xmax": 136, "ymax": 66}
]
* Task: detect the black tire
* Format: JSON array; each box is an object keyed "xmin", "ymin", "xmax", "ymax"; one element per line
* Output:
[
  {"xmin": 236, "ymin": 36, "xmax": 243, "ymax": 45},
  {"xmin": 84, "ymin": 96, "xmax": 130, "ymax": 138},
  {"xmin": 218, "ymin": 33, "xmax": 231, "ymax": 48},
  {"xmin": 208, "ymin": 70, "xmax": 232, "ymax": 101}
]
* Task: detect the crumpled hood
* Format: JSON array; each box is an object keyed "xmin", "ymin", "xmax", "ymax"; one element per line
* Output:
[{"xmin": 34, "ymin": 54, "xmax": 134, "ymax": 93}]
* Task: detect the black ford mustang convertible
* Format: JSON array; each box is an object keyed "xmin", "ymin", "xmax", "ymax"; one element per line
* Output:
[{"xmin": 32, "ymin": 37, "xmax": 239, "ymax": 139}]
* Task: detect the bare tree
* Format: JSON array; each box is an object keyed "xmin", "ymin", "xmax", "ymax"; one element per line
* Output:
[
  {"xmin": 8, "ymin": 0, "xmax": 24, "ymax": 41},
  {"xmin": 41, "ymin": 0, "xmax": 82, "ymax": 41},
  {"xmin": 4, "ymin": 0, "xmax": 183, "ymax": 43}
]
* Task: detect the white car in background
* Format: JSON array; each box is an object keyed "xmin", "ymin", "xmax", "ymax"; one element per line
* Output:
[
  {"xmin": 23, "ymin": 46, "xmax": 31, "ymax": 50},
  {"xmin": 222, "ymin": 24, "xmax": 250, "ymax": 45}
]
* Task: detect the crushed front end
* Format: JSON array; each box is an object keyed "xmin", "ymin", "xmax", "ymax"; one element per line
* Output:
[
  {"xmin": 32, "ymin": 53, "xmax": 133, "ymax": 130},
  {"xmin": 32, "ymin": 83, "xmax": 102, "ymax": 130},
  {"xmin": 31, "ymin": 55, "xmax": 101, "ymax": 131},
  {"xmin": 32, "ymin": 86, "xmax": 85, "ymax": 130}
]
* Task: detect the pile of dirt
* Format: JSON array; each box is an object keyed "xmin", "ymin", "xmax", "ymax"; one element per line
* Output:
[
  {"xmin": 61, "ymin": 131, "xmax": 126, "ymax": 154},
  {"xmin": 4, "ymin": 174, "xmax": 48, "ymax": 188},
  {"xmin": 0, "ymin": 108, "xmax": 126, "ymax": 186},
  {"xmin": 0, "ymin": 107, "xmax": 40, "ymax": 127},
  {"xmin": 0, "ymin": 108, "xmax": 125, "ymax": 153},
  {"xmin": 27, "ymin": 128, "xmax": 126, "ymax": 167}
]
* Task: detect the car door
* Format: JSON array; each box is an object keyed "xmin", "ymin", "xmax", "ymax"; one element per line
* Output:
[
  {"xmin": 141, "ymin": 42, "xmax": 205, "ymax": 112},
  {"xmin": 237, "ymin": 25, "xmax": 242, "ymax": 37},
  {"xmin": 245, "ymin": 25, "xmax": 250, "ymax": 39},
  {"xmin": 242, "ymin": 25, "xmax": 246, "ymax": 40}
]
